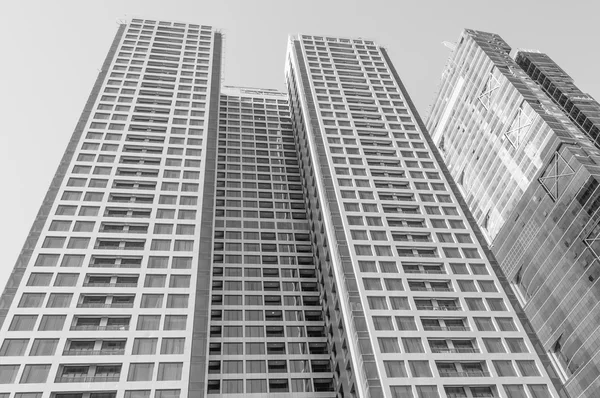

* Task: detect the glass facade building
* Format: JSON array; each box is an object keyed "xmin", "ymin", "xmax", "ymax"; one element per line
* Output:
[
  {"xmin": 427, "ymin": 29, "xmax": 600, "ymax": 398},
  {"xmin": 0, "ymin": 20, "xmax": 564, "ymax": 398}
]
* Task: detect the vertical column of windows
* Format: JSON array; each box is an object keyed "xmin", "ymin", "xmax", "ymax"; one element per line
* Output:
[{"xmin": 206, "ymin": 92, "xmax": 335, "ymax": 396}]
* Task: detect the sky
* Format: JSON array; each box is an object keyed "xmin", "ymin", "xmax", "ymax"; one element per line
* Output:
[{"xmin": 0, "ymin": 0, "xmax": 598, "ymax": 290}]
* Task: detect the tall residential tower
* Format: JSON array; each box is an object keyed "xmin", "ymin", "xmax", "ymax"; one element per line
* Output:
[
  {"xmin": 0, "ymin": 20, "xmax": 563, "ymax": 398},
  {"xmin": 427, "ymin": 29, "xmax": 600, "ymax": 398}
]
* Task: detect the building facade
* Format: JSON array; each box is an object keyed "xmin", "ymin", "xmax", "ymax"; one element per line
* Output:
[
  {"xmin": 0, "ymin": 20, "xmax": 564, "ymax": 398},
  {"xmin": 427, "ymin": 29, "xmax": 600, "ymax": 398}
]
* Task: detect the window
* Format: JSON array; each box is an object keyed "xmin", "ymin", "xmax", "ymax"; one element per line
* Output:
[
  {"xmin": 141, "ymin": 294, "xmax": 163, "ymax": 308},
  {"xmin": 157, "ymin": 363, "xmax": 183, "ymax": 381},
  {"xmin": 506, "ymin": 338, "xmax": 528, "ymax": 353},
  {"xmin": 390, "ymin": 297, "xmax": 410, "ymax": 310},
  {"xmin": 496, "ymin": 317, "xmax": 517, "ymax": 331},
  {"xmin": 149, "ymin": 257, "xmax": 169, "ymax": 268},
  {"xmin": 61, "ymin": 254, "xmax": 84, "ymax": 267},
  {"xmin": 390, "ymin": 386, "xmax": 413, "ymax": 398},
  {"xmin": 487, "ymin": 298, "xmax": 506, "ymax": 311},
  {"xmin": 528, "ymin": 385, "xmax": 551, "ymax": 398},
  {"xmin": 222, "ymin": 380, "xmax": 243, "ymax": 394},
  {"xmin": 132, "ymin": 338, "xmax": 157, "ymax": 355},
  {"xmin": 174, "ymin": 240, "xmax": 194, "ymax": 251},
  {"xmin": 384, "ymin": 361, "xmax": 407, "ymax": 377},
  {"xmin": 164, "ymin": 315, "xmax": 187, "ymax": 330},
  {"xmin": 504, "ymin": 385, "xmax": 527, "ymax": 398},
  {"xmin": 247, "ymin": 379, "xmax": 267, "ymax": 393},
  {"xmin": 38, "ymin": 315, "xmax": 65, "ymax": 331},
  {"xmin": 450, "ymin": 263, "xmax": 468, "ymax": 274},
  {"xmin": 161, "ymin": 338, "xmax": 185, "ymax": 355},
  {"xmin": 124, "ymin": 391, "xmax": 150, "ymax": 398},
  {"xmin": 385, "ymin": 278, "xmax": 403, "ymax": 291},
  {"xmin": 0, "ymin": 339, "xmax": 28, "ymax": 356},
  {"xmin": 9, "ymin": 315, "xmax": 37, "ymax": 331},
  {"xmin": 49, "ymin": 220, "xmax": 72, "ymax": 231},
  {"xmin": 34, "ymin": 254, "xmax": 59, "ymax": 267},
  {"xmin": 367, "ymin": 296, "xmax": 387, "ymax": 310},
  {"xmin": 470, "ymin": 264, "xmax": 488, "ymax": 275},
  {"xmin": 18, "ymin": 293, "xmax": 45, "ymax": 308},
  {"xmin": 151, "ymin": 239, "xmax": 171, "ymax": 251},
  {"xmin": 155, "ymin": 390, "xmax": 180, "ymax": 398},
  {"xmin": 363, "ymin": 278, "xmax": 382, "ymax": 290},
  {"xmin": 395, "ymin": 316, "xmax": 417, "ymax": 331},
  {"xmin": 144, "ymin": 274, "xmax": 166, "ymax": 288},
  {"xmin": 0, "ymin": 365, "xmax": 19, "ymax": 384},
  {"xmin": 54, "ymin": 273, "xmax": 78, "ymax": 286},
  {"xmin": 478, "ymin": 280, "xmax": 497, "ymax": 292},
  {"xmin": 415, "ymin": 386, "xmax": 439, "ymax": 398},
  {"xmin": 465, "ymin": 298, "xmax": 485, "ymax": 311},
  {"xmin": 373, "ymin": 316, "xmax": 394, "ymax": 330},
  {"xmin": 402, "ymin": 338, "xmax": 424, "ymax": 353},
  {"xmin": 474, "ymin": 317, "xmax": 495, "ymax": 331},
  {"xmin": 137, "ymin": 315, "xmax": 160, "ymax": 330},
  {"xmin": 493, "ymin": 360, "xmax": 517, "ymax": 376},
  {"xmin": 378, "ymin": 337, "xmax": 400, "ymax": 353},
  {"xmin": 457, "ymin": 280, "xmax": 477, "ymax": 292},
  {"xmin": 128, "ymin": 363, "xmax": 154, "ymax": 381},
  {"xmin": 355, "ymin": 245, "xmax": 372, "ymax": 255},
  {"xmin": 42, "ymin": 236, "xmax": 65, "ymax": 248},
  {"xmin": 483, "ymin": 338, "xmax": 505, "ymax": 353},
  {"xmin": 408, "ymin": 361, "xmax": 432, "ymax": 377},
  {"xmin": 516, "ymin": 360, "xmax": 540, "ymax": 376},
  {"xmin": 29, "ymin": 339, "xmax": 58, "ymax": 356},
  {"xmin": 166, "ymin": 294, "xmax": 189, "ymax": 309},
  {"xmin": 169, "ymin": 275, "xmax": 190, "ymax": 288},
  {"xmin": 20, "ymin": 364, "xmax": 51, "ymax": 383}
]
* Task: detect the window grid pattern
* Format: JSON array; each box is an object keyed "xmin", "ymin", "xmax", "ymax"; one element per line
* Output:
[
  {"xmin": 286, "ymin": 33, "xmax": 560, "ymax": 398},
  {"xmin": 0, "ymin": 19, "xmax": 216, "ymax": 398},
  {"xmin": 205, "ymin": 90, "xmax": 335, "ymax": 396}
]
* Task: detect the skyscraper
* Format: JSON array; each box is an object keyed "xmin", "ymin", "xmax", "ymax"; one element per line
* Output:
[
  {"xmin": 427, "ymin": 29, "xmax": 600, "ymax": 398},
  {"xmin": 0, "ymin": 19, "xmax": 563, "ymax": 398}
]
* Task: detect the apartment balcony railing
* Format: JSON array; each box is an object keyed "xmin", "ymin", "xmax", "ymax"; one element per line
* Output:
[
  {"xmin": 83, "ymin": 283, "xmax": 138, "ymax": 288},
  {"xmin": 89, "ymin": 262, "xmax": 141, "ymax": 268},
  {"xmin": 404, "ymin": 269, "xmax": 446, "ymax": 275},
  {"xmin": 55, "ymin": 375, "xmax": 120, "ymax": 383},
  {"xmin": 70, "ymin": 325, "xmax": 129, "ymax": 331},
  {"xmin": 410, "ymin": 286, "xmax": 454, "ymax": 292},
  {"xmin": 62, "ymin": 349, "xmax": 125, "ymax": 356},
  {"xmin": 446, "ymin": 394, "xmax": 494, "ymax": 398},
  {"xmin": 430, "ymin": 348, "xmax": 480, "ymax": 354},
  {"xmin": 77, "ymin": 303, "xmax": 134, "ymax": 308},
  {"xmin": 423, "ymin": 325, "xmax": 470, "ymax": 332},
  {"xmin": 439, "ymin": 371, "xmax": 490, "ymax": 378},
  {"xmin": 416, "ymin": 305, "xmax": 461, "ymax": 311}
]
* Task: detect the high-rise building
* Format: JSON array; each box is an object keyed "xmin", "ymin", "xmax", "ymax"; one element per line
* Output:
[
  {"xmin": 0, "ymin": 19, "xmax": 564, "ymax": 398},
  {"xmin": 427, "ymin": 29, "xmax": 600, "ymax": 398}
]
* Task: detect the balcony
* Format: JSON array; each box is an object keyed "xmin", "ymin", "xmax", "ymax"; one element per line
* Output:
[
  {"xmin": 77, "ymin": 303, "xmax": 134, "ymax": 309},
  {"xmin": 431, "ymin": 348, "xmax": 480, "ymax": 354},
  {"xmin": 70, "ymin": 325, "xmax": 129, "ymax": 331},
  {"xmin": 63, "ymin": 349, "xmax": 125, "ymax": 356},
  {"xmin": 423, "ymin": 325, "xmax": 470, "ymax": 332},
  {"xmin": 416, "ymin": 305, "xmax": 461, "ymax": 311},
  {"xmin": 55, "ymin": 375, "xmax": 120, "ymax": 383},
  {"xmin": 410, "ymin": 286, "xmax": 453, "ymax": 292},
  {"xmin": 403, "ymin": 269, "xmax": 446, "ymax": 275},
  {"xmin": 439, "ymin": 371, "xmax": 490, "ymax": 377},
  {"xmin": 83, "ymin": 282, "xmax": 138, "ymax": 288}
]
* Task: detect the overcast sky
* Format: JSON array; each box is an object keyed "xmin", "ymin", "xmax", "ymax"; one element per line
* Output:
[{"xmin": 0, "ymin": 0, "xmax": 598, "ymax": 290}]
